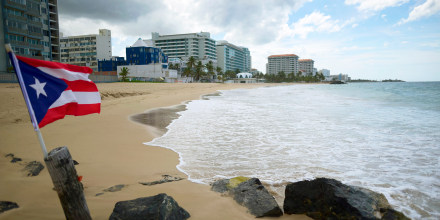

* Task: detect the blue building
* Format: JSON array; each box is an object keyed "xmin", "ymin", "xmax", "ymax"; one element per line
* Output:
[
  {"xmin": 98, "ymin": 56, "xmax": 126, "ymax": 71},
  {"xmin": 126, "ymin": 38, "xmax": 168, "ymax": 68},
  {"xmin": 97, "ymin": 38, "xmax": 169, "ymax": 72}
]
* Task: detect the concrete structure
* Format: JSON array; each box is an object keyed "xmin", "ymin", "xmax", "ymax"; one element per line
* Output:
[
  {"xmin": 60, "ymin": 29, "xmax": 112, "ymax": 71},
  {"xmin": 150, "ymin": 32, "xmax": 216, "ymax": 61},
  {"xmin": 216, "ymin": 40, "xmax": 251, "ymax": 73},
  {"xmin": 298, "ymin": 59, "xmax": 314, "ymax": 76},
  {"xmin": 0, "ymin": 0, "xmax": 60, "ymax": 73},
  {"xmin": 266, "ymin": 54, "xmax": 299, "ymax": 75}
]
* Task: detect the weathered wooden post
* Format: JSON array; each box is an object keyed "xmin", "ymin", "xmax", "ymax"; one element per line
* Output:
[{"xmin": 44, "ymin": 146, "xmax": 92, "ymax": 220}]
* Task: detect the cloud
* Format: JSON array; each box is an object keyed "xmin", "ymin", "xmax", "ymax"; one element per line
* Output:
[
  {"xmin": 398, "ymin": 0, "xmax": 440, "ymax": 25},
  {"xmin": 58, "ymin": 0, "xmax": 161, "ymax": 22},
  {"xmin": 345, "ymin": 0, "xmax": 409, "ymax": 12},
  {"xmin": 290, "ymin": 11, "xmax": 344, "ymax": 39}
]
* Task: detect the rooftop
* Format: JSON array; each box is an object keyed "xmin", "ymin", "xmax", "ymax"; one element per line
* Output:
[{"xmin": 268, "ymin": 54, "xmax": 298, "ymax": 58}]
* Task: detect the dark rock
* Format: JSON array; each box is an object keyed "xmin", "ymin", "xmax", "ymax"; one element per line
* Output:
[
  {"xmin": 23, "ymin": 161, "xmax": 44, "ymax": 176},
  {"xmin": 10, "ymin": 157, "xmax": 22, "ymax": 163},
  {"xmin": 5, "ymin": 153, "xmax": 22, "ymax": 163},
  {"xmin": 284, "ymin": 178, "xmax": 409, "ymax": 220},
  {"xmin": 139, "ymin": 175, "xmax": 183, "ymax": 186},
  {"xmin": 95, "ymin": 193, "xmax": 104, "ymax": 197},
  {"xmin": 104, "ymin": 184, "xmax": 126, "ymax": 192},
  {"xmin": 109, "ymin": 193, "xmax": 190, "ymax": 220},
  {"xmin": 380, "ymin": 208, "xmax": 411, "ymax": 220},
  {"xmin": 211, "ymin": 177, "xmax": 283, "ymax": 217},
  {"xmin": 211, "ymin": 179, "xmax": 230, "ymax": 193},
  {"xmin": 0, "ymin": 201, "xmax": 19, "ymax": 213},
  {"xmin": 230, "ymin": 178, "xmax": 283, "ymax": 217}
]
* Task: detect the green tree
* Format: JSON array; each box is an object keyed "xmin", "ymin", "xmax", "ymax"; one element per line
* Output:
[
  {"xmin": 119, "ymin": 67, "xmax": 130, "ymax": 82},
  {"xmin": 205, "ymin": 61, "xmax": 215, "ymax": 80},
  {"xmin": 184, "ymin": 56, "xmax": 196, "ymax": 78},
  {"xmin": 194, "ymin": 61, "xmax": 204, "ymax": 81},
  {"xmin": 224, "ymin": 70, "xmax": 236, "ymax": 80}
]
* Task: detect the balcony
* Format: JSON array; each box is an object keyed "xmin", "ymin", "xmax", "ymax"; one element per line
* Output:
[
  {"xmin": 10, "ymin": 40, "xmax": 29, "ymax": 47},
  {"xmin": 7, "ymin": 27, "xmax": 28, "ymax": 35},
  {"xmin": 29, "ymin": 44, "xmax": 44, "ymax": 50},
  {"xmin": 7, "ymin": 14, "xmax": 27, "ymax": 22},
  {"xmin": 28, "ymin": 31, "xmax": 43, "ymax": 39},
  {"xmin": 5, "ymin": 0, "xmax": 26, "ymax": 11}
]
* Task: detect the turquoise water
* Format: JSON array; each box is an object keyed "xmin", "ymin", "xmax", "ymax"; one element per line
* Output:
[{"xmin": 147, "ymin": 82, "xmax": 440, "ymax": 219}]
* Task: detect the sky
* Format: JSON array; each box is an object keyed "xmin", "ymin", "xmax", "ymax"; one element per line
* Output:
[{"xmin": 58, "ymin": 0, "xmax": 440, "ymax": 81}]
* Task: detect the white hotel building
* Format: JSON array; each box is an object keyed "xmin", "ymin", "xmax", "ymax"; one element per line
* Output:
[
  {"xmin": 266, "ymin": 54, "xmax": 299, "ymax": 75},
  {"xmin": 149, "ymin": 32, "xmax": 217, "ymax": 61},
  {"xmin": 60, "ymin": 29, "xmax": 112, "ymax": 71},
  {"xmin": 298, "ymin": 59, "xmax": 315, "ymax": 75}
]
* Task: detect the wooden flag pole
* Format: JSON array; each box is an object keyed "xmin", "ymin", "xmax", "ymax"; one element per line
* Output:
[{"xmin": 45, "ymin": 147, "xmax": 92, "ymax": 220}]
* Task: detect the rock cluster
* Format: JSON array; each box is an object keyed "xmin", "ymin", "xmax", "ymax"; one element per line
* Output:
[
  {"xmin": 211, "ymin": 177, "xmax": 410, "ymax": 220},
  {"xmin": 109, "ymin": 193, "xmax": 190, "ymax": 220}
]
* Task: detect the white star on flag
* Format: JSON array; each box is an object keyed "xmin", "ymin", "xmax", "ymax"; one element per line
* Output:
[{"xmin": 29, "ymin": 77, "xmax": 47, "ymax": 99}]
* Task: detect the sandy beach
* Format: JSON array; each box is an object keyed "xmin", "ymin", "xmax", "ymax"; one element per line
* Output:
[{"xmin": 0, "ymin": 82, "xmax": 309, "ymax": 220}]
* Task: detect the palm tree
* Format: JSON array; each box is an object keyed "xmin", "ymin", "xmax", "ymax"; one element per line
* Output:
[
  {"xmin": 194, "ymin": 61, "xmax": 204, "ymax": 81},
  {"xmin": 185, "ymin": 56, "xmax": 196, "ymax": 76},
  {"xmin": 205, "ymin": 61, "xmax": 215, "ymax": 80},
  {"xmin": 215, "ymin": 66, "xmax": 223, "ymax": 82},
  {"xmin": 119, "ymin": 67, "xmax": 130, "ymax": 81}
]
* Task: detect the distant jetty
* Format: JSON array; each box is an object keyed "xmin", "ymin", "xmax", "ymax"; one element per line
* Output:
[{"xmin": 382, "ymin": 79, "xmax": 405, "ymax": 82}]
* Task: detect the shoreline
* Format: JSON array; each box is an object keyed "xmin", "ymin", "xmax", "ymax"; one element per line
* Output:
[{"xmin": 0, "ymin": 82, "xmax": 309, "ymax": 220}]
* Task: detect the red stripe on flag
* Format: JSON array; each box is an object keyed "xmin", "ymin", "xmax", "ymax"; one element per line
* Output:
[
  {"xmin": 63, "ymin": 79, "xmax": 99, "ymax": 92},
  {"xmin": 39, "ymin": 103, "xmax": 101, "ymax": 128},
  {"xmin": 17, "ymin": 55, "xmax": 93, "ymax": 74}
]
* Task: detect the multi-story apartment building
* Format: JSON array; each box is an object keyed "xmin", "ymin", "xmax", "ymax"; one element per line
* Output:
[
  {"xmin": 299, "ymin": 59, "xmax": 315, "ymax": 75},
  {"xmin": 216, "ymin": 41, "xmax": 251, "ymax": 72},
  {"xmin": 266, "ymin": 54, "xmax": 299, "ymax": 75},
  {"xmin": 0, "ymin": 0, "xmax": 60, "ymax": 72},
  {"xmin": 59, "ymin": 29, "xmax": 112, "ymax": 71},
  {"xmin": 149, "ymin": 32, "xmax": 216, "ymax": 61}
]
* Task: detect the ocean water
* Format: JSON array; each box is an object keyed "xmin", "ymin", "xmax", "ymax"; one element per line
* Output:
[{"xmin": 146, "ymin": 82, "xmax": 440, "ymax": 219}]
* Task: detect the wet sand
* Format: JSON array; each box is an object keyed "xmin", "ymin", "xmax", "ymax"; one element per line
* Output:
[{"xmin": 0, "ymin": 82, "xmax": 309, "ymax": 220}]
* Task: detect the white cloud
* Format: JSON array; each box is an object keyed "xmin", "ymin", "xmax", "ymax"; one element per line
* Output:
[
  {"xmin": 398, "ymin": 0, "xmax": 440, "ymax": 25},
  {"xmin": 345, "ymin": 0, "xmax": 409, "ymax": 12},
  {"xmin": 290, "ymin": 11, "xmax": 343, "ymax": 39}
]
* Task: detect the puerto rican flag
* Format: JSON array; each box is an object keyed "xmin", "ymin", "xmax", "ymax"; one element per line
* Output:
[{"xmin": 8, "ymin": 50, "xmax": 101, "ymax": 128}]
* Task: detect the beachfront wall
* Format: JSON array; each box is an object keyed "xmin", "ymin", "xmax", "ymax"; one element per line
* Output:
[{"xmin": 117, "ymin": 64, "xmax": 166, "ymax": 80}]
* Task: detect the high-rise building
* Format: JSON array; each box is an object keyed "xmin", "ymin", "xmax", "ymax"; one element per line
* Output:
[
  {"xmin": 242, "ymin": 47, "xmax": 251, "ymax": 72},
  {"xmin": 150, "ymin": 32, "xmax": 216, "ymax": 61},
  {"xmin": 216, "ymin": 40, "xmax": 251, "ymax": 72},
  {"xmin": 0, "ymin": 0, "xmax": 60, "ymax": 72},
  {"xmin": 59, "ymin": 29, "xmax": 112, "ymax": 71},
  {"xmin": 266, "ymin": 54, "xmax": 299, "ymax": 75},
  {"xmin": 298, "ymin": 59, "xmax": 314, "ymax": 75}
]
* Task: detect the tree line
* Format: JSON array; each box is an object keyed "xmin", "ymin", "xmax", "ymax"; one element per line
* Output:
[
  {"xmin": 259, "ymin": 71, "xmax": 325, "ymax": 83},
  {"xmin": 168, "ymin": 56, "xmax": 248, "ymax": 82}
]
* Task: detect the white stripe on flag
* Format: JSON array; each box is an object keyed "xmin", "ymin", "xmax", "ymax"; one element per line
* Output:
[
  {"xmin": 38, "ymin": 67, "xmax": 92, "ymax": 82},
  {"xmin": 49, "ymin": 91, "xmax": 101, "ymax": 109}
]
